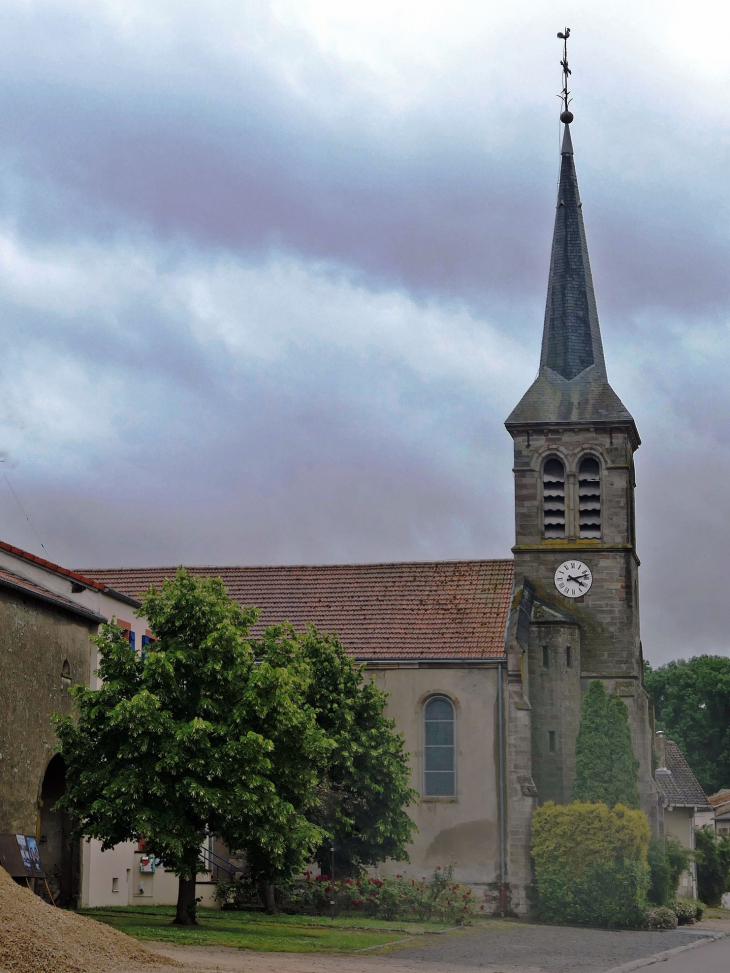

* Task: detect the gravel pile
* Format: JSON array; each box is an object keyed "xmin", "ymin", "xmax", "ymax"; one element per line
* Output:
[{"xmin": 0, "ymin": 866, "xmax": 179, "ymax": 973}]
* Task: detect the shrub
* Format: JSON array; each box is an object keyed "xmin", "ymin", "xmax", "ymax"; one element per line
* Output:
[
  {"xmin": 670, "ymin": 899, "xmax": 699, "ymax": 924},
  {"xmin": 215, "ymin": 865, "xmax": 477, "ymax": 923},
  {"xmin": 531, "ymin": 801, "xmax": 651, "ymax": 928},
  {"xmin": 695, "ymin": 825, "xmax": 730, "ymax": 907},
  {"xmin": 645, "ymin": 906, "xmax": 678, "ymax": 930},
  {"xmin": 573, "ymin": 681, "xmax": 640, "ymax": 809},
  {"xmin": 648, "ymin": 835, "xmax": 691, "ymax": 905},
  {"xmin": 647, "ymin": 837, "xmax": 670, "ymax": 905}
]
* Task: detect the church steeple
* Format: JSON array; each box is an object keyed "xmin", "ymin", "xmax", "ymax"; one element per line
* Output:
[
  {"xmin": 506, "ymin": 122, "xmax": 638, "ymax": 443},
  {"xmin": 541, "ymin": 124, "xmax": 606, "ymax": 382}
]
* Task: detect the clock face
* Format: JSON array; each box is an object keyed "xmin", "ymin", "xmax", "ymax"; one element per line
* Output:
[{"xmin": 554, "ymin": 560, "xmax": 593, "ymax": 598}]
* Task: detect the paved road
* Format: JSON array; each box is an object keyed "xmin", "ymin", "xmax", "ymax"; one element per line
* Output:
[
  {"xmin": 391, "ymin": 921, "xmax": 701, "ymax": 972},
  {"xmin": 646, "ymin": 934, "xmax": 730, "ymax": 973}
]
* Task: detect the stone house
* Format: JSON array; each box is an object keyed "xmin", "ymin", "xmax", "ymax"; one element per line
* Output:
[{"xmin": 654, "ymin": 732, "xmax": 711, "ymax": 898}]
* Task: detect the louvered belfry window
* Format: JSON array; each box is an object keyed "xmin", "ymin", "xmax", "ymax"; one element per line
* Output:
[
  {"xmin": 543, "ymin": 458, "xmax": 566, "ymax": 539},
  {"xmin": 579, "ymin": 456, "xmax": 601, "ymax": 539}
]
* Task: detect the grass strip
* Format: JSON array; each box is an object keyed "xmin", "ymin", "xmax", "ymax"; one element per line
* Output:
[{"xmin": 77, "ymin": 905, "xmax": 448, "ymax": 953}]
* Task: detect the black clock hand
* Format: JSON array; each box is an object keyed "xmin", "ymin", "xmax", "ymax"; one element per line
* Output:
[{"xmin": 567, "ymin": 574, "xmax": 589, "ymax": 586}]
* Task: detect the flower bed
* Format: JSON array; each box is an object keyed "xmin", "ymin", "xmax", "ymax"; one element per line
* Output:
[{"xmin": 216, "ymin": 864, "xmax": 480, "ymax": 923}]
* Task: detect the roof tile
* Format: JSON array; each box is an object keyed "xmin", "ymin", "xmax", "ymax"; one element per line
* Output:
[{"xmin": 78, "ymin": 560, "xmax": 514, "ymax": 661}]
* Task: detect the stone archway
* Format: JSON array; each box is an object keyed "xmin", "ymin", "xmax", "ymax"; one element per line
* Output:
[{"xmin": 38, "ymin": 754, "xmax": 78, "ymax": 907}]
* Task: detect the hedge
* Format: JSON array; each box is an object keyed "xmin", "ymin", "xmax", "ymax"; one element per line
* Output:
[{"xmin": 531, "ymin": 801, "xmax": 651, "ymax": 927}]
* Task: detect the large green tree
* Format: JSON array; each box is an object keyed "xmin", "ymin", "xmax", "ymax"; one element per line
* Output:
[
  {"xmin": 644, "ymin": 656, "xmax": 730, "ymax": 794},
  {"xmin": 224, "ymin": 624, "xmax": 417, "ymax": 904},
  {"xmin": 573, "ymin": 680, "xmax": 640, "ymax": 808},
  {"xmin": 54, "ymin": 569, "xmax": 327, "ymax": 924},
  {"xmin": 296, "ymin": 625, "xmax": 417, "ymax": 877},
  {"xmin": 217, "ymin": 624, "xmax": 332, "ymax": 912}
]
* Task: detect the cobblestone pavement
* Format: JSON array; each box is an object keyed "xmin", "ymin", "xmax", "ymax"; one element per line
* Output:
[{"xmin": 387, "ymin": 920, "xmax": 706, "ymax": 972}]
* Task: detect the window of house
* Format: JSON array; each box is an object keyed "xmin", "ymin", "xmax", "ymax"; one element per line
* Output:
[
  {"xmin": 424, "ymin": 696, "xmax": 455, "ymax": 797},
  {"xmin": 578, "ymin": 456, "xmax": 601, "ymax": 539},
  {"xmin": 548, "ymin": 731, "xmax": 556, "ymax": 753},
  {"xmin": 61, "ymin": 659, "xmax": 71, "ymax": 687},
  {"xmin": 543, "ymin": 458, "xmax": 566, "ymax": 538},
  {"xmin": 542, "ymin": 645, "xmax": 549, "ymax": 668},
  {"xmin": 565, "ymin": 645, "xmax": 572, "ymax": 668}
]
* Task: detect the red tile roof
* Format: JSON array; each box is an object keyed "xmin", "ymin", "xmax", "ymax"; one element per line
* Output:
[
  {"xmin": 0, "ymin": 566, "xmax": 104, "ymax": 623},
  {"xmin": 79, "ymin": 560, "xmax": 514, "ymax": 660},
  {"xmin": 0, "ymin": 539, "xmax": 105, "ymax": 591}
]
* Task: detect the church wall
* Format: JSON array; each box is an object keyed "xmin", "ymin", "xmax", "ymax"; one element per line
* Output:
[
  {"xmin": 367, "ymin": 664, "xmax": 501, "ymax": 890},
  {"xmin": 527, "ymin": 622, "xmax": 581, "ymax": 804},
  {"xmin": 0, "ymin": 590, "xmax": 95, "ymax": 835}
]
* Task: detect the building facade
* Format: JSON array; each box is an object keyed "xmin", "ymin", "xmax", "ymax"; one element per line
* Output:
[
  {"xmin": 0, "ymin": 119, "xmax": 672, "ymax": 913},
  {"xmin": 79, "ymin": 119, "xmax": 664, "ymax": 914}
]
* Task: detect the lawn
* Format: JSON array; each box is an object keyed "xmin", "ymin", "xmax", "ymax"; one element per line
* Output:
[{"xmin": 77, "ymin": 905, "xmax": 452, "ymax": 953}]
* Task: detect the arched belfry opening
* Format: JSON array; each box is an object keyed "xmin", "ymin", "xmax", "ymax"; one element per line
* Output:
[{"xmin": 38, "ymin": 754, "xmax": 78, "ymax": 907}]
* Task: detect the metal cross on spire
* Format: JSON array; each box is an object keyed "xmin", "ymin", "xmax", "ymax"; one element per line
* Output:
[{"xmin": 557, "ymin": 27, "xmax": 573, "ymax": 124}]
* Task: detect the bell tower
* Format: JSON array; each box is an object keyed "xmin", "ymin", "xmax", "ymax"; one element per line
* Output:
[{"xmin": 504, "ymin": 99, "xmax": 657, "ymax": 818}]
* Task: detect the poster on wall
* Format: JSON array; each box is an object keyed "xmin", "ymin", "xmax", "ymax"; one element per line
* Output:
[
  {"xmin": 0, "ymin": 835, "xmax": 45, "ymax": 878},
  {"xmin": 25, "ymin": 837, "xmax": 42, "ymax": 873},
  {"xmin": 15, "ymin": 835, "xmax": 31, "ymax": 872}
]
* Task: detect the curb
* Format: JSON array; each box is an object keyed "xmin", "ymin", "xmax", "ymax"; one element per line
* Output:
[{"xmin": 603, "ymin": 930, "xmax": 728, "ymax": 973}]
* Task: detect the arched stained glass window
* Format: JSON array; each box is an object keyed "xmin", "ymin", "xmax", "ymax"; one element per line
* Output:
[
  {"xmin": 424, "ymin": 696, "xmax": 455, "ymax": 796},
  {"xmin": 543, "ymin": 458, "xmax": 566, "ymax": 539}
]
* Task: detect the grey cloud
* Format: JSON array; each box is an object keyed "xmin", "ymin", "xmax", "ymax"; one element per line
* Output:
[{"xmin": 0, "ymin": 2, "xmax": 727, "ymax": 668}]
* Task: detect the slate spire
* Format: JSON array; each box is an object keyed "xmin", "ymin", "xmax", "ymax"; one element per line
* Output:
[
  {"xmin": 540, "ymin": 123, "xmax": 606, "ymax": 381},
  {"xmin": 506, "ymin": 124, "xmax": 638, "ymax": 440}
]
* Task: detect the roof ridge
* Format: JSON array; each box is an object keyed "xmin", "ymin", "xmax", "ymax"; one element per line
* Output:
[
  {"xmin": 79, "ymin": 558, "xmax": 515, "ymax": 573},
  {"xmin": 0, "ymin": 538, "xmax": 105, "ymax": 590}
]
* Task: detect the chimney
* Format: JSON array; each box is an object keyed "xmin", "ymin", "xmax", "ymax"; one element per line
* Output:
[{"xmin": 655, "ymin": 731, "xmax": 670, "ymax": 775}]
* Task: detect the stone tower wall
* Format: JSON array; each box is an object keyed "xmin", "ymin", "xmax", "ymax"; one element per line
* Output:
[
  {"xmin": 528, "ymin": 621, "xmax": 582, "ymax": 804},
  {"xmin": 508, "ymin": 422, "xmax": 657, "ymax": 817}
]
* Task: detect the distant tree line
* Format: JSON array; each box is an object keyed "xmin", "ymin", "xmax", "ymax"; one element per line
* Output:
[{"xmin": 644, "ymin": 655, "xmax": 730, "ymax": 795}]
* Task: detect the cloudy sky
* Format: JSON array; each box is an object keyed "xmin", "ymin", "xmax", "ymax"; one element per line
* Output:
[{"xmin": 0, "ymin": 0, "xmax": 729, "ymax": 663}]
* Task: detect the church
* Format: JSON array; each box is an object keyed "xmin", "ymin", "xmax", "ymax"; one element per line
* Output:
[{"xmin": 78, "ymin": 115, "xmax": 663, "ymax": 914}]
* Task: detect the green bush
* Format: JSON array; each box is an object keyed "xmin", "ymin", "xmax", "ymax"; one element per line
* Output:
[
  {"xmin": 573, "ymin": 681, "xmax": 640, "ymax": 809},
  {"xmin": 645, "ymin": 906, "xmax": 678, "ymax": 929},
  {"xmin": 670, "ymin": 899, "xmax": 699, "ymax": 924},
  {"xmin": 666, "ymin": 836, "xmax": 692, "ymax": 897},
  {"xmin": 647, "ymin": 837, "xmax": 670, "ymax": 905},
  {"xmin": 648, "ymin": 835, "xmax": 691, "ymax": 905},
  {"xmin": 531, "ymin": 801, "xmax": 651, "ymax": 928},
  {"xmin": 695, "ymin": 825, "xmax": 730, "ymax": 907},
  {"xmin": 215, "ymin": 864, "xmax": 478, "ymax": 923}
]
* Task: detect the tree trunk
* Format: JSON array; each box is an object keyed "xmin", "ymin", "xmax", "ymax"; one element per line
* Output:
[
  {"xmin": 262, "ymin": 879, "xmax": 277, "ymax": 915},
  {"xmin": 174, "ymin": 874, "xmax": 198, "ymax": 925}
]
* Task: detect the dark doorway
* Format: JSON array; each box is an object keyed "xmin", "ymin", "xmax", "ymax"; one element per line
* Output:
[{"xmin": 38, "ymin": 755, "xmax": 79, "ymax": 907}]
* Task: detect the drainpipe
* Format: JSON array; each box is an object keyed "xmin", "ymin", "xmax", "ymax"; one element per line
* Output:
[{"xmin": 498, "ymin": 661, "xmax": 506, "ymax": 916}]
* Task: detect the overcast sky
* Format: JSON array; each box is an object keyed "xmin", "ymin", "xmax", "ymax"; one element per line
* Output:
[{"xmin": 0, "ymin": 0, "xmax": 729, "ymax": 664}]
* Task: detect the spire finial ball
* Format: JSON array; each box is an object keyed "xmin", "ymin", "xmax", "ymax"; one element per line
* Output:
[{"xmin": 560, "ymin": 110, "xmax": 573, "ymax": 124}]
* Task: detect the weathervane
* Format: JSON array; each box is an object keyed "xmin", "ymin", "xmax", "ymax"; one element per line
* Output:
[{"xmin": 557, "ymin": 28, "xmax": 573, "ymax": 124}]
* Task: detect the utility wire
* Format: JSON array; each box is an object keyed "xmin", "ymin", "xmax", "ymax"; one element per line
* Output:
[{"xmin": 4, "ymin": 473, "xmax": 50, "ymax": 558}]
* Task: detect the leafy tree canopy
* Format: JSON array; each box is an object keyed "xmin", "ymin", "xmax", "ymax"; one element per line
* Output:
[
  {"xmin": 573, "ymin": 680, "xmax": 640, "ymax": 809},
  {"xmin": 695, "ymin": 825, "xmax": 730, "ymax": 907},
  {"xmin": 295, "ymin": 625, "xmax": 417, "ymax": 877},
  {"xmin": 54, "ymin": 569, "xmax": 327, "ymax": 924},
  {"xmin": 644, "ymin": 656, "xmax": 730, "ymax": 795}
]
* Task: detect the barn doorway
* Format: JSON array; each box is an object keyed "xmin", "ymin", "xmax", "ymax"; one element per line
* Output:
[{"xmin": 38, "ymin": 755, "xmax": 79, "ymax": 907}]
